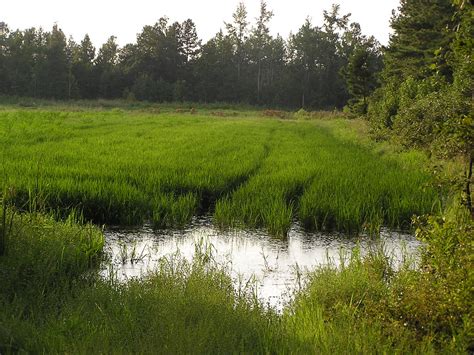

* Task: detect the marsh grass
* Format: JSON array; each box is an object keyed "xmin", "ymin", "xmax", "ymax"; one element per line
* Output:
[
  {"xmin": 0, "ymin": 95, "xmax": 265, "ymax": 116},
  {"xmin": 0, "ymin": 108, "xmax": 439, "ymax": 236},
  {"xmin": 152, "ymin": 192, "xmax": 198, "ymax": 229},
  {"xmin": 0, "ymin": 209, "xmax": 280, "ymax": 353},
  {"xmin": 0, "ymin": 193, "xmax": 7, "ymax": 256},
  {"xmin": 280, "ymin": 240, "xmax": 471, "ymax": 354},
  {"xmin": 116, "ymin": 240, "xmax": 149, "ymax": 265},
  {"xmin": 1, "ymin": 206, "xmax": 469, "ymax": 353},
  {"xmin": 0, "ymin": 105, "xmax": 469, "ymax": 353}
]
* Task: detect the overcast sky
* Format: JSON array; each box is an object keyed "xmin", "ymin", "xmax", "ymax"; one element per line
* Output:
[{"xmin": 2, "ymin": 0, "xmax": 400, "ymax": 48}]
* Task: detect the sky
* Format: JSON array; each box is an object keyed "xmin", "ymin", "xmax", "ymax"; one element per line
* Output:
[{"xmin": 2, "ymin": 0, "xmax": 400, "ymax": 48}]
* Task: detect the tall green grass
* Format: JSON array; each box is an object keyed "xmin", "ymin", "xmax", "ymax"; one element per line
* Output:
[
  {"xmin": 1, "ymin": 206, "xmax": 469, "ymax": 353},
  {"xmin": 0, "ymin": 108, "xmax": 439, "ymax": 235},
  {"xmin": 280, "ymin": 248, "xmax": 470, "ymax": 354},
  {"xmin": 0, "ymin": 208, "xmax": 104, "ymax": 311},
  {"xmin": 0, "ymin": 208, "xmax": 279, "ymax": 353},
  {"xmin": 215, "ymin": 121, "xmax": 438, "ymax": 236}
]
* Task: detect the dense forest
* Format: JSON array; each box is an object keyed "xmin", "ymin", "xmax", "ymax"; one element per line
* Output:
[{"xmin": 0, "ymin": 3, "xmax": 382, "ymax": 109}]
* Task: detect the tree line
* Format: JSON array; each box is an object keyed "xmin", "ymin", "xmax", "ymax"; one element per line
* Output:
[
  {"xmin": 0, "ymin": 2, "xmax": 382, "ymax": 110},
  {"xmin": 367, "ymin": 0, "xmax": 472, "ymax": 213}
]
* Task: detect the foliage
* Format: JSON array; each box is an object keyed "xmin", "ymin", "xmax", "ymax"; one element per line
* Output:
[
  {"xmin": 369, "ymin": 0, "xmax": 472, "ymax": 148},
  {"xmin": 362, "ymin": 2, "xmax": 473, "ymax": 349},
  {"xmin": 368, "ymin": 0, "xmax": 473, "ymax": 213},
  {"xmin": 412, "ymin": 200, "xmax": 473, "ymax": 342},
  {"xmin": 383, "ymin": 0, "xmax": 455, "ymax": 81},
  {"xmin": 343, "ymin": 38, "xmax": 383, "ymax": 114}
]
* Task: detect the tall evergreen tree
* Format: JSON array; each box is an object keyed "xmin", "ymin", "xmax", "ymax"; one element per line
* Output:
[
  {"xmin": 0, "ymin": 22, "xmax": 8, "ymax": 94},
  {"xmin": 96, "ymin": 36, "xmax": 120, "ymax": 98},
  {"xmin": 43, "ymin": 25, "xmax": 69, "ymax": 98},
  {"xmin": 343, "ymin": 38, "xmax": 382, "ymax": 114},
  {"xmin": 384, "ymin": 0, "xmax": 455, "ymax": 81},
  {"xmin": 65, "ymin": 36, "xmax": 79, "ymax": 98},
  {"xmin": 262, "ymin": 35, "xmax": 287, "ymax": 105},
  {"xmin": 320, "ymin": 4, "xmax": 351, "ymax": 108},
  {"xmin": 179, "ymin": 19, "xmax": 201, "ymax": 63},
  {"xmin": 196, "ymin": 30, "xmax": 235, "ymax": 102},
  {"xmin": 288, "ymin": 5, "xmax": 354, "ymax": 109},
  {"xmin": 175, "ymin": 19, "xmax": 201, "ymax": 100},
  {"xmin": 72, "ymin": 34, "xmax": 97, "ymax": 98}
]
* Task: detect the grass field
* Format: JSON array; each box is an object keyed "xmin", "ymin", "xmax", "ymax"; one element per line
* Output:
[
  {"xmin": 0, "ymin": 108, "xmax": 440, "ymax": 236},
  {"xmin": 0, "ymin": 105, "xmax": 470, "ymax": 353}
]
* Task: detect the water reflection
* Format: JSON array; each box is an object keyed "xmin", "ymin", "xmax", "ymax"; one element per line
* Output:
[{"xmin": 102, "ymin": 217, "xmax": 421, "ymax": 310}]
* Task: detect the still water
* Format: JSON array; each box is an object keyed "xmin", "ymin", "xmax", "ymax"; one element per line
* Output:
[{"xmin": 102, "ymin": 217, "xmax": 421, "ymax": 310}]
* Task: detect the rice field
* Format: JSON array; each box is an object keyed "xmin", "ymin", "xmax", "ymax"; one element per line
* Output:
[
  {"xmin": 1, "ymin": 106, "xmax": 469, "ymax": 354},
  {"xmin": 0, "ymin": 108, "xmax": 439, "ymax": 236}
]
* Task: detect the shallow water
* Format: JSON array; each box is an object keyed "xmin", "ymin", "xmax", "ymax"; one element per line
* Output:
[{"xmin": 102, "ymin": 217, "xmax": 421, "ymax": 310}]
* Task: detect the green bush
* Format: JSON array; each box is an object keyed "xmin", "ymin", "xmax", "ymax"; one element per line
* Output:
[
  {"xmin": 368, "ymin": 75, "xmax": 470, "ymax": 157},
  {"xmin": 367, "ymin": 81, "xmax": 400, "ymax": 136},
  {"xmin": 393, "ymin": 77, "xmax": 469, "ymax": 149}
]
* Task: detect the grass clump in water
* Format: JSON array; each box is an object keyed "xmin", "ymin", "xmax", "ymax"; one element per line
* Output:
[{"xmin": 152, "ymin": 192, "xmax": 198, "ymax": 228}]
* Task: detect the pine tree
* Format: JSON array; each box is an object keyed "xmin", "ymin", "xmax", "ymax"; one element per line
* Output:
[
  {"xmin": 96, "ymin": 36, "xmax": 119, "ymax": 98},
  {"xmin": 384, "ymin": 0, "xmax": 455, "ymax": 81},
  {"xmin": 73, "ymin": 34, "xmax": 97, "ymax": 98},
  {"xmin": 344, "ymin": 39, "xmax": 382, "ymax": 114},
  {"xmin": 44, "ymin": 24, "xmax": 69, "ymax": 98},
  {"xmin": 0, "ymin": 22, "xmax": 8, "ymax": 94}
]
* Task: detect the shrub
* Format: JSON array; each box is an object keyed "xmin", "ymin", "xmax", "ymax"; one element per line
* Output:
[{"xmin": 367, "ymin": 81, "xmax": 400, "ymax": 137}]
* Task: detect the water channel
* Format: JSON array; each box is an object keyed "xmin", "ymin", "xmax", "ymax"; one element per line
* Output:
[{"xmin": 102, "ymin": 217, "xmax": 421, "ymax": 310}]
